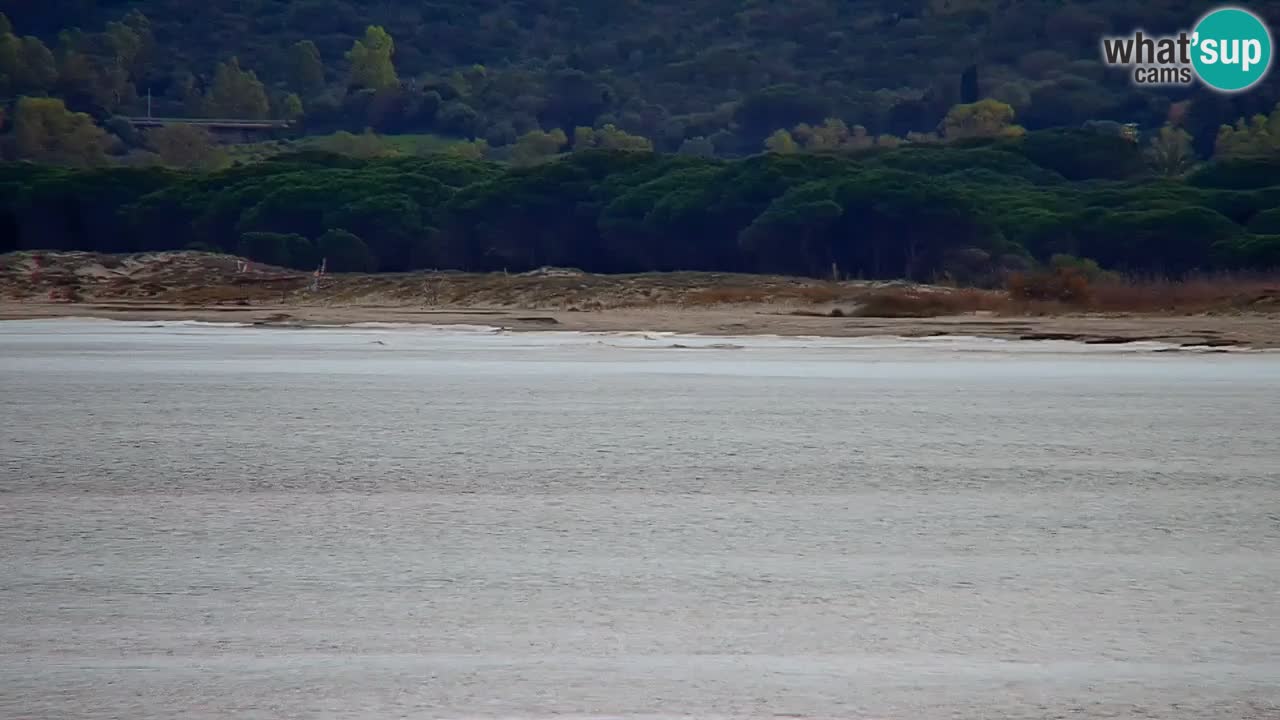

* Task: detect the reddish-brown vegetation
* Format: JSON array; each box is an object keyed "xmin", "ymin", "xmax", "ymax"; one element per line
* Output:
[
  {"xmin": 2, "ymin": 251, "xmax": 1278, "ymax": 317},
  {"xmin": 1007, "ymin": 267, "xmax": 1093, "ymax": 305},
  {"xmin": 849, "ymin": 287, "xmax": 1004, "ymax": 317}
]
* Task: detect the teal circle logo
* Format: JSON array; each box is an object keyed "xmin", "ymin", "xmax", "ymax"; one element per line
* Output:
[{"xmin": 1192, "ymin": 7, "xmax": 1273, "ymax": 92}]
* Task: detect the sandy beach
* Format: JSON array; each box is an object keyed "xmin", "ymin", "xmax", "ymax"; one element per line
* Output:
[
  {"xmin": 3, "ymin": 250, "xmax": 1278, "ymax": 348},
  {"xmin": 3, "ymin": 300, "xmax": 1279, "ymax": 348}
]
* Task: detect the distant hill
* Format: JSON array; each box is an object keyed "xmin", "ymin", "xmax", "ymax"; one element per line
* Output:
[{"xmin": 3, "ymin": 1, "xmax": 1280, "ymax": 158}]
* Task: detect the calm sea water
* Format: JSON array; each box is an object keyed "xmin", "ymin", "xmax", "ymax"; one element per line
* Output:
[{"xmin": 2, "ymin": 319, "xmax": 1279, "ymax": 720}]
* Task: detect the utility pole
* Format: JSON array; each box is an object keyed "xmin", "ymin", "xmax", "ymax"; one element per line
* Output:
[{"xmin": 309, "ymin": 258, "xmax": 327, "ymax": 292}]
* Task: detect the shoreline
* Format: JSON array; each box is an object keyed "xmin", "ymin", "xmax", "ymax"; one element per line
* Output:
[{"xmin": 4, "ymin": 301, "xmax": 1279, "ymax": 348}]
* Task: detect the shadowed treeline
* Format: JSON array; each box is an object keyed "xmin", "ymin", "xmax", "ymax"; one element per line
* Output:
[{"xmin": 3, "ymin": 130, "xmax": 1280, "ymax": 283}]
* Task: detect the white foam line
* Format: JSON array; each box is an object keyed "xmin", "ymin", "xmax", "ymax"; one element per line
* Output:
[
  {"xmin": 5, "ymin": 317, "xmax": 1276, "ymax": 354},
  {"xmin": 0, "ymin": 317, "xmax": 254, "ymax": 329},
  {"xmin": 309, "ymin": 322, "xmax": 504, "ymax": 333}
]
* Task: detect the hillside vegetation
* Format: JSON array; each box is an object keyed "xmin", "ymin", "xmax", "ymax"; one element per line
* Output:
[
  {"xmin": 4, "ymin": 2, "xmax": 1280, "ymax": 288},
  {"xmin": 2, "ymin": 2, "xmax": 1280, "ymax": 164}
]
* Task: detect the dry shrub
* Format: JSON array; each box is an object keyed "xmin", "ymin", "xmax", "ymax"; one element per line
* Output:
[
  {"xmin": 165, "ymin": 284, "xmax": 293, "ymax": 305},
  {"xmin": 681, "ymin": 286, "xmax": 771, "ymax": 305},
  {"xmin": 852, "ymin": 287, "xmax": 1002, "ymax": 317},
  {"xmin": 1000, "ymin": 270, "xmax": 1280, "ymax": 314},
  {"xmin": 48, "ymin": 284, "xmax": 83, "ymax": 302},
  {"xmin": 1006, "ymin": 267, "xmax": 1092, "ymax": 305},
  {"xmin": 1086, "ymin": 273, "xmax": 1280, "ymax": 313},
  {"xmin": 680, "ymin": 284, "xmax": 840, "ymax": 306},
  {"xmin": 791, "ymin": 285, "xmax": 841, "ymax": 303}
]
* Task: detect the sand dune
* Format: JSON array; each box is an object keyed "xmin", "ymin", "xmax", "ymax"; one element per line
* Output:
[{"xmin": 3, "ymin": 250, "xmax": 1278, "ymax": 348}]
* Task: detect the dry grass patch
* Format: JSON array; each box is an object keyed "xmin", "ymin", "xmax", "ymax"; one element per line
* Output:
[
  {"xmin": 680, "ymin": 286, "xmax": 774, "ymax": 306},
  {"xmin": 680, "ymin": 283, "xmax": 843, "ymax": 306},
  {"xmin": 1003, "ymin": 271, "xmax": 1280, "ymax": 315},
  {"xmin": 1085, "ymin": 274, "xmax": 1280, "ymax": 313},
  {"xmin": 850, "ymin": 286, "xmax": 1005, "ymax": 317}
]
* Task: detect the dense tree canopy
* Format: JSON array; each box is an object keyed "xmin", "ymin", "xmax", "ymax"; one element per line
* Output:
[{"xmin": 4, "ymin": 131, "xmax": 1279, "ymax": 279}]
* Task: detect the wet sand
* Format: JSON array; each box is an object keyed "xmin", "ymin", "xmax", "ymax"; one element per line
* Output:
[{"xmin": 3, "ymin": 300, "xmax": 1277, "ymax": 348}]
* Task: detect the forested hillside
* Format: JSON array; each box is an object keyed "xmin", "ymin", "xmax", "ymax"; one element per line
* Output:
[
  {"xmin": 4, "ymin": 1, "xmax": 1280, "ymax": 282},
  {"xmin": 3, "ymin": 1, "xmax": 1280, "ymax": 162}
]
